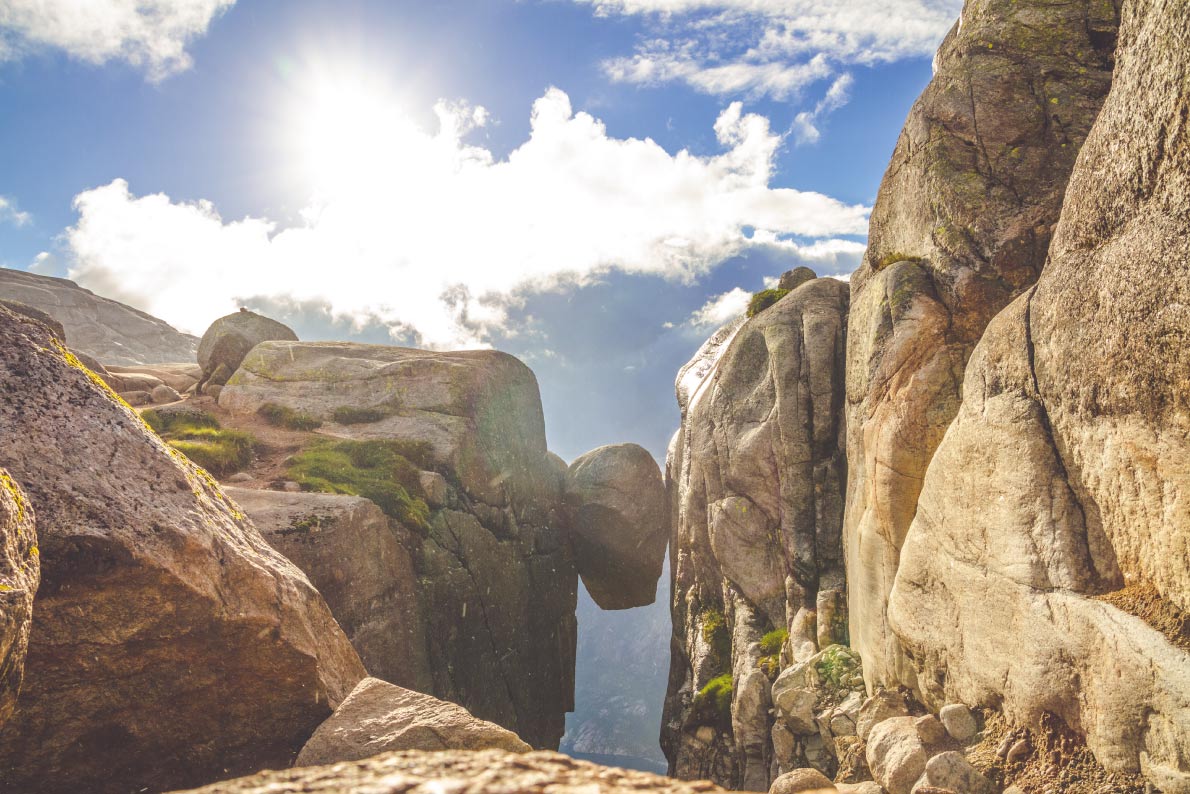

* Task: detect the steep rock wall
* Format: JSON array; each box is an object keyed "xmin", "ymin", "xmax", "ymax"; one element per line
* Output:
[
  {"xmin": 662, "ymin": 275, "xmax": 849, "ymax": 790},
  {"xmin": 888, "ymin": 1, "xmax": 1190, "ymax": 788},
  {"xmin": 843, "ymin": 0, "xmax": 1121, "ymax": 690}
]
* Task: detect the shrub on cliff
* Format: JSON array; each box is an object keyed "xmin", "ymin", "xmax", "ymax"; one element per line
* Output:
[{"xmin": 746, "ymin": 288, "xmax": 789, "ymax": 318}]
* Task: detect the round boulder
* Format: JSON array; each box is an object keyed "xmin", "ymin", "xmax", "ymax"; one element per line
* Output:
[
  {"xmin": 564, "ymin": 443, "xmax": 668, "ymax": 610},
  {"xmin": 770, "ymin": 767, "xmax": 837, "ymax": 793},
  {"xmin": 197, "ymin": 309, "xmax": 297, "ymax": 389}
]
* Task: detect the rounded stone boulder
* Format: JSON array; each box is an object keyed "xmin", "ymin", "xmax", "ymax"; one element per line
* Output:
[
  {"xmin": 563, "ymin": 443, "xmax": 669, "ymax": 610},
  {"xmin": 769, "ymin": 767, "xmax": 836, "ymax": 793},
  {"xmin": 197, "ymin": 308, "xmax": 297, "ymax": 388}
]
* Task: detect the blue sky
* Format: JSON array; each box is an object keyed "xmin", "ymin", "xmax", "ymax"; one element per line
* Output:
[{"xmin": 0, "ymin": 0, "xmax": 960, "ymax": 462}]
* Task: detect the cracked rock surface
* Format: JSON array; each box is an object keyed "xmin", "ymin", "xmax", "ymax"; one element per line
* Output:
[{"xmin": 843, "ymin": 0, "xmax": 1121, "ymax": 692}]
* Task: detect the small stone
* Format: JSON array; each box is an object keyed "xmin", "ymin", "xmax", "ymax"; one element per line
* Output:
[
  {"xmin": 830, "ymin": 713, "xmax": 856, "ymax": 737},
  {"xmin": 226, "ymin": 472, "xmax": 253, "ymax": 483},
  {"xmin": 914, "ymin": 715, "xmax": 946, "ymax": 745},
  {"xmin": 1007, "ymin": 739, "xmax": 1032, "ymax": 763},
  {"xmin": 915, "ymin": 751, "xmax": 996, "ymax": 794},
  {"xmin": 150, "ymin": 384, "xmax": 182, "ymax": 404},
  {"xmin": 857, "ymin": 690, "xmax": 909, "ymax": 741},
  {"xmin": 938, "ymin": 704, "xmax": 978, "ymax": 743},
  {"xmin": 775, "ymin": 686, "xmax": 818, "ymax": 735},
  {"xmin": 281, "ymin": 481, "xmax": 302, "ymax": 493},
  {"xmin": 996, "ymin": 736, "xmax": 1014, "ymax": 758},
  {"xmin": 418, "ymin": 470, "xmax": 449, "ymax": 508},
  {"xmin": 769, "ymin": 767, "xmax": 836, "ymax": 794}
]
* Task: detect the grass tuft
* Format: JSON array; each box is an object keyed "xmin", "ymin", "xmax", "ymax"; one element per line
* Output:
[
  {"xmin": 692, "ymin": 673, "xmax": 734, "ymax": 727},
  {"xmin": 332, "ymin": 405, "xmax": 396, "ymax": 425},
  {"xmin": 258, "ymin": 402, "xmax": 323, "ymax": 431},
  {"xmin": 143, "ymin": 409, "xmax": 255, "ymax": 476},
  {"xmin": 746, "ymin": 288, "xmax": 790, "ymax": 318},
  {"xmin": 287, "ymin": 439, "xmax": 433, "ymax": 531}
]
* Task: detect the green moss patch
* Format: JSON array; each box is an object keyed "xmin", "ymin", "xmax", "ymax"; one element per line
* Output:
[
  {"xmin": 332, "ymin": 404, "xmax": 397, "ymax": 425},
  {"xmin": 876, "ymin": 251, "xmax": 923, "ymax": 269},
  {"xmin": 692, "ymin": 673, "xmax": 734, "ymax": 727},
  {"xmin": 746, "ymin": 288, "xmax": 790, "ymax": 318},
  {"xmin": 700, "ymin": 607, "xmax": 732, "ymax": 674},
  {"xmin": 143, "ymin": 409, "xmax": 255, "ymax": 476},
  {"xmin": 287, "ymin": 439, "xmax": 432, "ymax": 531},
  {"xmin": 758, "ymin": 627, "xmax": 788, "ymax": 679},
  {"xmin": 258, "ymin": 402, "xmax": 323, "ymax": 431}
]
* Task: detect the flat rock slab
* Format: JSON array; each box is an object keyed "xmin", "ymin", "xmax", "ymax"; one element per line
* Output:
[
  {"xmin": 296, "ymin": 677, "xmax": 530, "ymax": 766},
  {"xmin": 173, "ymin": 749, "xmax": 728, "ymax": 793}
]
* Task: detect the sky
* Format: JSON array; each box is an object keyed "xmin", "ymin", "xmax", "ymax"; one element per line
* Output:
[{"xmin": 0, "ymin": 0, "xmax": 961, "ymax": 464}]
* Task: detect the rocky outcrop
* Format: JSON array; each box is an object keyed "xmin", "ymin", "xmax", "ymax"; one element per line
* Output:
[
  {"xmin": 887, "ymin": 1, "xmax": 1190, "ymax": 788},
  {"xmin": 224, "ymin": 488, "xmax": 433, "ymax": 693},
  {"xmin": 0, "ymin": 306, "xmax": 366, "ymax": 793},
  {"xmin": 564, "ymin": 443, "xmax": 669, "ymax": 610},
  {"xmin": 843, "ymin": 0, "xmax": 1120, "ymax": 692},
  {"xmin": 197, "ymin": 309, "xmax": 297, "ymax": 391},
  {"xmin": 296, "ymin": 677, "xmax": 530, "ymax": 766},
  {"xmin": 220, "ymin": 341, "xmax": 577, "ymax": 749},
  {"xmin": 0, "ymin": 468, "xmax": 37, "ymax": 728},
  {"xmin": 663, "ymin": 272, "xmax": 849, "ymax": 790},
  {"xmin": 0, "ymin": 267, "xmax": 198, "ymax": 365},
  {"xmin": 171, "ymin": 749, "xmax": 730, "ymax": 794}
]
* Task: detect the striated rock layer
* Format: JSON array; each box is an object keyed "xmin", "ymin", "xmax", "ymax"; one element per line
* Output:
[
  {"xmin": 0, "ymin": 306, "xmax": 366, "ymax": 794},
  {"xmin": 843, "ymin": 0, "xmax": 1120, "ymax": 692},
  {"xmin": 663, "ymin": 274, "xmax": 849, "ymax": 790},
  {"xmin": 220, "ymin": 341, "xmax": 577, "ymax": 749},
  {"xmin": 0, "ymin": 467, "xmax": 37, "ymax": 728},
  {"xmin": 171, "ymin": 749, "xmax": 730, "ymax": 794},
  {"xmin": 888, "ymin": 0, "xmax": 1190, "ymax": 788},
  {"xmin": 0, "ymin": 267, "xmax": 198, "ymax": 365}
]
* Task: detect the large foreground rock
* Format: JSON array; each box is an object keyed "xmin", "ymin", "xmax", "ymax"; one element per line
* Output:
[
  {"xmin": 843, "ymin": 0, "xmax": 1119, "ymax": 691},
  {"xmin": 564, "ymin": 443, "xmax": 669, "ymax": 609},
  {"xmin": 888, "ymin": 1, "xmax": 1190, "ymax": 789},
  {"xmin": 172, "ymin": 749, "xmax": 729, "ymax": 794},
  {"xmin": 224, "ymin": 488, "xmax": 433, "ymax": 693},
  {"xmin": 0, "ymin": 267, "xmax": 198, "ymax": 365},
  {"xmin": 663, "ymin": 273, "xmax": 849, "ymax": 789},
  {"xmin": 296, "ymin": 677, "xmax": 529, "ymax": 766},
  {"xmin": 0, "ymin": 468, "xmax": 37, "ymax": 728},
  {"xmin": 222, "ymin": 341, "xmax": 577, "ymax": 750},
  {"xmin": 0, "ymin": 306, "xmax": 366, "ymax": 793},
  {"xmin": 197, "ymin": 309, "xmax": 297, "ymax": 389}
]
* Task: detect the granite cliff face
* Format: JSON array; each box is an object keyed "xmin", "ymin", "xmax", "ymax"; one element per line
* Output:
[
  {"xmin": 662, "ymin": 273, "xmax": 849, "ymax": 790},
  {"xmin": 0, "ymin": 306, "xmax": 365, "ymax": 793},
  {"xmin": 218, "ymin": 341, "xmax": 578, "ymax": 750},
  {"xmin": 0, "ymin": 268, "xmax": 198, "ymax": 365},
  {"xmin": 843, "ymin": 0, "xmax": 1121, "ymax": 692},
  {"xmin": 888, "ymin": 0, "xmax": 1190, "ymax": 787}
]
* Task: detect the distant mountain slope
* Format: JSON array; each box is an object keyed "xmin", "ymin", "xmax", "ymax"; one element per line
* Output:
[{"xmin": 0, "ymin": 268, "xmax": 198, "ymax": 365}]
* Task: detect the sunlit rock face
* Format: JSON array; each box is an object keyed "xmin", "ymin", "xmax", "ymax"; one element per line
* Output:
[
  {"xmin": 197, "ymin": 309, "xmax": 298, "ymax": 391},
  {"xmin": 0, "ymin": 306, "xmax": 366, "ymax": 794},
  {"xmin": 564, "ymin": 443, "xmax": 669, "ymax": 610},
  {"xmin": 0, "ymin": 467, "xmax": 37, "ymax": 730},
  {"xmin": 219, "ymin": 341, "xmax": 578, "ymax": 750},
  {"xmin": 843, "ymin": 0, "xmax": 1120, "ymax": 692},
  {"xmin": 662, "ymin": 273, "xmax": 849, "ymax": 790},
  {"xmin": 0, "ymin": 267, "xmax": 199, "ymax": 365},
  {"xmin": 889, "ymin": 1, "xmax": 1190, "ymax": 788}
]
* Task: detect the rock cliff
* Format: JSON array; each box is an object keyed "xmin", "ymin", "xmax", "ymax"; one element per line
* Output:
[
  {"xmin": 0, "ymin": 267, "xmax": 198, "ymax": 365},
  {"xmin": 888, "ymin": 0, "xmax": 1190, "ymax": 788},
  {"xmin": 662, "ymin": 273, "xmax": 849, "ymax": 790},
  {"xmin": 843, "ymin": 0, "xmax": 1121, "ymax": 692},
  {"xmin": 218, "ymin": 341, "xmax": 578, "ymax": 749},
  {"xmin": 0, "ymin": 306, "xmax": 366, "ymax": 793}
]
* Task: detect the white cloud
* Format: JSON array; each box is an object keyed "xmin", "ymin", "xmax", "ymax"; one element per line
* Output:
[
  {"xmin": 0, "ymin": 195, "xmax": 31, "ymax": 226},
  {"xmin": 63, "ymin": 89, "xmax": 869, "ymax": 349},
  {"xmin": 688, "ymin": 287, "xmax": 750, "ymax": 329},
  {"xmin": 791, "ymin": 72, "xmax": 852, "ymax": 145},
  {"xmin": 583, "ymin": 0, "xmax": 960, "ymax": 103},
  {"xmin": 0, "ymin": 0, "xmax": 234, "ymax": 81}
]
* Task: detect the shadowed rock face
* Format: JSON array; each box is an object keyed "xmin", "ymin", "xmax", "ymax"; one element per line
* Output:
[
  {"xmin": 197, "ymin": 309, "xmax": 298, "ymax": 390},
  {"xmin": 0, "ymin": 306, "xmax": 366, "ymax": 794},
  {"xmin": 295, "ymin": 677, "xmax": 530, "ymax": 767},
  {"xmin": 843, "ymin": 0, "xmax": 1121, "ymax": 691},
  {"xmin": 220, "ymin": 341, "xmax": 578, "ymax": 750},
  {"xmin": 0, "ymin": 468, "xmax": 37, "ymax": 728},
  {"xmin": 224, "ymin": 488, "xmax": 433, "ymax": 694},
  {"xmin": 663, "ymin": 275, "xmax": 849, "ymax": 790},
  {"xmin": 0, "ymin": 268, "xmax": 199, "ymax": 365},
  {"xmin": 888, "ymin": 1, "xmax": 1190, "ymax": 788},
  {"xmin": 170, "ymin": 749, "xmax": 731, "ymax": 794},
  {"xmin": 564, "ymin": 443, "xmax": 669, "ymax": 610}
]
